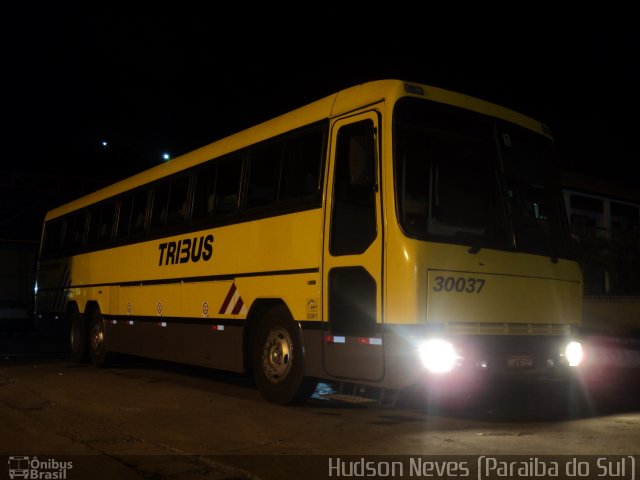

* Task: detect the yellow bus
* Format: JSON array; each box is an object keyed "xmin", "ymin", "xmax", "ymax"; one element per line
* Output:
[{"xmin": 35, "ymin": 80, "xmax": 584, "ymax": 404}]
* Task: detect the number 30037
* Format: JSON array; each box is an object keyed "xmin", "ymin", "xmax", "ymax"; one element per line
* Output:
[{"xmin": 432, "ymin": 276, "xmax": 485, "ymax": 293}]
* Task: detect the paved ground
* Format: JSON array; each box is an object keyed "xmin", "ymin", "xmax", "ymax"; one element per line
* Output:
[{"xmin": 1, "ymin": 330, "xmax": 639, "ymax": 479}]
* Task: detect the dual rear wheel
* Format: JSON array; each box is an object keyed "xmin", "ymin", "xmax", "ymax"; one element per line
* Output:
[{"xmin": 68, "ymin": 305, "xmax": 112, "ymax": 367}]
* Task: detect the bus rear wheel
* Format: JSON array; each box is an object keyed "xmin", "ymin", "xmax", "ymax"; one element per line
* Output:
[
  {"xmin": 252, "ymin": 305, "xmax": 315, "ymax": 405},
  {"xmin": 68, "ymin": 305, "xmax": 89, "ymax": 363},
  {"xmin": 88, "ymin": 309, "xmax": 113, "ymax": 367}
]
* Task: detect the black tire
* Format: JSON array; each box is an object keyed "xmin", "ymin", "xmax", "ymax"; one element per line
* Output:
[
  {"xmin": 68, "ymin": 305, "xmax": 89, "ymax": 363},
  {"xmin": 88, "ymin": 308, "xmax": 114, "ymax": 367},
  {"xmin": 561, "ymin": 377, "xmax": 591, "ymax": 419},
  {"xmin": 252, "ymin": 305, "xmax": 316, "ymax": 405}
]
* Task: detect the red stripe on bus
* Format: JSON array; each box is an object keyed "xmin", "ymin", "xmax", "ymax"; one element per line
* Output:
[
  {"xmin": 219, "ymin": 283, "xmax": 236, "ymax": 314},
  {"xmin": 231, "ymin": 297, "xmax": 244, "ymax": 315}
]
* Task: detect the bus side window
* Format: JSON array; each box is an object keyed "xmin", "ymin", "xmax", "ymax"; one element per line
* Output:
[
  {"xmin": 166, "ymin": 177, "xmax": 190, "ymax": 227},
  {"xmin": 98, "ymin": 202, "xmax": 116, "ymax": 241},
  {"xmin": 87, "ymin": 206, "xmax": 101, "ymax": 245},
  {"xmin": 116, "ymin": 196, "xmax": 133, "ymax": 238},
  {"xmin": 62, "ymin": 212, "xmax": 87, "ymax": 250},
  {"xmin": 214, "ymin": 158, "xmax": 241, "ymax": 215},
  {"xmin": 247, "ymin": 143, "xmax": 282, "ymax": 209},
  {"xmin": 130, "ymin": 190, "xmax": 149, "ymax": 235},
  {"xmin": 330, "ymin": 120, "xmax": 377, "ymax": 255},
  {"xmin": 151, "ymin": 182, "xmax": 170, "ymax": 231},
  {"xmin": 192, "ymin": 162, "xmax": 217, "ymax": 222},
  {"xmin": 280, "ymin": 129, "xmax": 324, "ymax": 201}
]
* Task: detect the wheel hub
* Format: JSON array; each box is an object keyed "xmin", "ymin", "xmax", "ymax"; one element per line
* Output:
[
  {"xmin": 91, "ymin": 322, "xmax": 104, "ymax": 351},
  {"xmin": 262, "ymin": 327, "xmax": 293, "ymax": 384}
]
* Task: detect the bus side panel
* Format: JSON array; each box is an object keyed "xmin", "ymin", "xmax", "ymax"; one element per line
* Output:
[
  {"xmin": 300, "ymin": 327, "xmax": 325, "ymax": 379},
  {"xmin": 234, "ymin": 274, "xmax": 321, "ymax": 324},
  {"xmin": 68, "ymin": 286, "xmax": 110, "ymax": 316},
  {"xmin": 106, "ymin": 317, "xmax": 245, "ymax": 372},
  {"xmin": 179, "ymin": 280, "xmax": 245, "ymax": 370},
  {"xmin": 170, "ymin": 323, "xmax": 245, "ymax": 372}
]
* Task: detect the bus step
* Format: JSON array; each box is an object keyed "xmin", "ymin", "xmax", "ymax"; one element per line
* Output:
[
  {"xmin": 322, "ymin": 383, "xmax": 399, "ymax": 408},
  {"xmin": 324, "ymin": 393, "xmax": 378, "ymax": 405}
]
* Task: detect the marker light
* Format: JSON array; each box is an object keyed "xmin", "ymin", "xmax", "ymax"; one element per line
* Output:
[
  {"xmin": 418, "ymin": 338, "xmax": 458, "ymax": 373},
  {"xmin": 565, "ymin": 341, "xmax": 583, "ymax": 367}
]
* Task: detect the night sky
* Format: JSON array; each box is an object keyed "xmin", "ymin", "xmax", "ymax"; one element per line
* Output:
[{"xmin": 5, "ymin": 10, "xmax": 640, "ymax": 190}]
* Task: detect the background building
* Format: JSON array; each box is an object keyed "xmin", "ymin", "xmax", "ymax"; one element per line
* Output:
[{"xmin": 562, "ymin": 169, "xmax": 640, "ymax": 296}]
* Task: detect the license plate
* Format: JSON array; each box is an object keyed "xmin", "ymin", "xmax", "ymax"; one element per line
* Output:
[{"xmin": 507, "ymin": 354, "xmax": 534, "ymax": 368}]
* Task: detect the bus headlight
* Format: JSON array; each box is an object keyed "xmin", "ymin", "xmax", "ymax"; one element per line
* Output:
[
  {"xmin": 418, "ymin": 338, "xmax": 458, "ymax": 373},
  {"xmin": 564, "ymin": 341, "xmax": 583, "ymax": 367}
]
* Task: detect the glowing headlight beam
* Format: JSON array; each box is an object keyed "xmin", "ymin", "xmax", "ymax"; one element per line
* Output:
[
  {"xmin": 418, "ymin": 338, "xmax": 458, "ymax": 373},
  {"xmin": 565, "ymin": 341, "xmax": 583, "ymax": 367}
]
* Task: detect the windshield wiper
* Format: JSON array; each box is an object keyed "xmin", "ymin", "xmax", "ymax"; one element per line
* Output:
[{"xmin": 453, "ymin": 231, "xmax": 483, "ymax": 254}]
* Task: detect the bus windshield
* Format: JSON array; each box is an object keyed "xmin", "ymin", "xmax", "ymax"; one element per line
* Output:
[{"xmin": 394, "ymin": 97, "xmax": 573, "ymax": 260}]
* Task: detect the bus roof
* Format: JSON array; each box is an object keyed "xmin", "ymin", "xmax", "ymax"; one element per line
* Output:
[{"xmin": 45, "ymin": 79, "xmax": 550, "ymax": 220}]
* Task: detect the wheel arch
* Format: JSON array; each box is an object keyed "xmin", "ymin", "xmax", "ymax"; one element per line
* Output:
[
  {"xmin": 84, "ymin": 300, "xmax": 101, "ymax": 317},
  {"xmin": 243, "ymin": 298, "xmax": 296, "ymax": 374},
  {"xmin": 65, "ymin": 300, "xmax": 81, "ymax": 327},
  {"xmin": 66, "ymin": 300, "xmax": 80, "ymax": 314}
]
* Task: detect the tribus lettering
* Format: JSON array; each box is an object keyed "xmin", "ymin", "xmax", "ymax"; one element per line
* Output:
[{"xmin": 158, "ymin": 235, "xmax": 213, "ymax": 266}]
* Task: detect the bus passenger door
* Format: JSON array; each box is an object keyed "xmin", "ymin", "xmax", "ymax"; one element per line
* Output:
[{"xmin": 322, "ymin": 112, "xmax": 384, "ymax": 382}]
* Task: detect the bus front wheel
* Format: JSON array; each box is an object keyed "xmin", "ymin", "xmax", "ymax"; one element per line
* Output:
[{"xmin": 251, "ymin": 305, "xmax": 315, "ymax": 405}]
